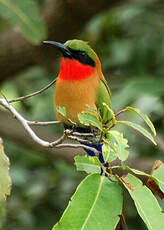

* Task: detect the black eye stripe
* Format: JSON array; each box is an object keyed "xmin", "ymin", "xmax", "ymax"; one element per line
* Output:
[
  {"xmin": 81, "ymin": 51, "xmax": 86, "ymax": 56},
  {"xmin": 66, "ymin": 48, "xmax": 95, "ymax": 67}
]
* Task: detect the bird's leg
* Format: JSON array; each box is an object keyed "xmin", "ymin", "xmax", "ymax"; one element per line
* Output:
[
  {"xmin": 63, "ymin": 124, "xmax": 76, "ymax": 136},
  {"xmin": 65, "ymin": 125, "xmax": 110, "ymax": 175},
  {"xmin": 106, "ymin": 162, "xmax": 113, "ymax": 175},
  {"xmin": 86, "ymin": 127, "xmax": 110, "ymax": 170}
]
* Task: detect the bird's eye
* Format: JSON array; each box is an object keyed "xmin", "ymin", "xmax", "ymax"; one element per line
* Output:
[{"xmin": 81, "ymin": 51, "xmax": 86, "ymax": 56}]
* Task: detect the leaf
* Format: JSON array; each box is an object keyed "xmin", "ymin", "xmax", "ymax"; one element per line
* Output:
[
  {"xmin": 102, "ymin": 140, "xmax": 117, "ymax": 162},
  {"xmin": 78, "ymin": 112, "xmax": 102, "ymax": 130},
  {"xmin": 103, "ymin": 102, "xmax": 116, "ymax": 124},
  {"xmin": 110, "ymin": 131, "xmax": 129, "ymax": 161},
  {"xmin": 0, "ymin": 0, "xmax": 47, "ymax": 44},
  {"xmin": 125, "ymin": 106, "xmax": 156, "ymax": 136},
  {"xmin": 53, "ymin": 174, "xmax": 123, "ymax": 230},
  {"xmin": 56, "ymin": 106, "xmax": 67, "ymax": 117},
  {"xmin": 117, "ymin": 120, "xmax": 156, "ymax": 145},
  {"xmin": 126, "ymin": 166, "xmax": 152, "ymax": 178},
  {"xmin": 151, "ymin": 163, "xmax": 164, "ymax": 193},
  {"xmin": 74, "ymin": 156, "xmax": 100, "ymax": 174},
  {"xmin": 121, "ymin": 174, "xmax": 164, "ymax": 230},
  {"xmin": 127, "ymin": 164, "xmax": 164, "ymax": 198},
  {"xmin": 86, "ymin": 105, "xmax": 100, "ymax": 116},
  {"xmin": 0, "ymin": 138, "xmax": 12, "ymax": 228}
]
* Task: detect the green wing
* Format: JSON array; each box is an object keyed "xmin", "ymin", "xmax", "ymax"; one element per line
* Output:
[{"xmin": 96, "ymin": 79, "xmax": 112, "ymax": 123}]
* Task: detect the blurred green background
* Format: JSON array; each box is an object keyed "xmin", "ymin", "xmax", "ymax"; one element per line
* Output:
[{"xmin": 0, "ymin": 0, "xmax": 164, "ymax": 229}]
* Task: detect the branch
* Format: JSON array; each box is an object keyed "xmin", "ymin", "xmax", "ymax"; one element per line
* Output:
[
  {"xmin": 72, "ymin": 132, "xmax": 94, "ymax": 137},
  {"xmin": 0, "ymin": 0, "xmax": 126, "ymax": 83},
  {"xmin": 8, "ymin": 78, "xmax": 57, "ymax": 103},
  {"xmin": 0, "ymin": 109, "xmax": 80, "ymax": 162},
  {"xmin": 0, "ymin": 108, "xmax": 163, "ymax": 173},
  {"xmin": 0, "ymin": 98, "xmax": 57, "ymax": 147},
  {"xmin": 67, "ymin": 135, "xmax": 93, "ymax": 145},
  {"xmin": 0, "ymin": 98, "xmax": 99, "ymax": 156},
  {"xmin": 55, "ymin": 143, "xmax": 99, "ymax": 156},
  {"xmin": 28, "ymin": 120, "xmax": 61, "ymax": 126},
  {"xmin": 1, "ymin": 78, "xmax": 61, "ymax": 125}
]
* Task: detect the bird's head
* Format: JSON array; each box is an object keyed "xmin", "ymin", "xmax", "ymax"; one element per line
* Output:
[{"xmin": 44, "ymin": 39, "xmax": 102, "ymax": 81}]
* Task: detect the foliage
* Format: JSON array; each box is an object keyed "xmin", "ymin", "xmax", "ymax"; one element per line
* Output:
[
  {"xmin": 0, "ymin": 138, "xmax": 11, "ymax": 228},
  {"xmin": 53, "ymin": 174, "xmax": 123, "ymax": 230},
  {"xmin": 121, "ymin": 174, "xmax": 164, "ymax": 230},
  {"xmin": 54, "ymin": 104, "xmax": 163, "ymax": 230},
  {"xmin": 78, "ymin": 112, "xmax": 103, "ymax": 131}
]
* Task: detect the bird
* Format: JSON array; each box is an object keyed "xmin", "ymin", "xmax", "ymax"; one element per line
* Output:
[{"xmin": 44, "ymin": 39, "xmax": 113, "ymax": 166}]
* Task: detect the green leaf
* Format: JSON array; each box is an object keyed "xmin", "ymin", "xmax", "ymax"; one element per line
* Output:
[
  {"xmin": 110, "ymin": 130, "xmax": 129, "ymax": 161},
  {"xmin": 152, "ymin": 163, "xmax": 164, "ymax": 193},
  {"xmin": 0, "ymin": 0, "xmax": 47, "ymax": 44},
  {"xmin": 78, "ymin": 112, "xmax": 102, "ymax": 130},
  {"xmin": 126, "ymin": 166, "xmax": 152, "ymax": 178},
  {"xmin": 126, "ymin": 165, "xmax": 164, "ymax": 193},
  {"xmin": 125, "ymin": 106, "xmax": 156, "ymax": 136},
  {"xmin": 102, "ymin": 140, "xmax": 117, "ymax": 162},
  {"xmin": 56, "ymin": 106, "xmax": 67, "ymax": 117},
  {"xmin": 74, "ymin": 156, "xmax": 100, "ymax": 174},
  {"xmin": 117, "ymin": 120, "xmax": 156, "ymax": 145},
  {"xmin": 86, "ymin": 105, "xmax": 100, "ymax": 116},
  {"xmin": 103, "ymin": 102, "xmax": 116, "ymax": 124},
  {"xmin": 121, "ymin": 174, "xmax": 164, "ymax": 230},
  {"xmin": 53, "ymin": 174, "xmax": 123, "ymax": 230},
  {"xmin": 0, "ymin": 138, "xmax": 12, "ymax": 228}
]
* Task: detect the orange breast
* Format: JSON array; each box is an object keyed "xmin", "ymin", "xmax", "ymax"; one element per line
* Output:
[{"xmin": 54, "ymin": 72, "xmax": 99, "ymax": 125}]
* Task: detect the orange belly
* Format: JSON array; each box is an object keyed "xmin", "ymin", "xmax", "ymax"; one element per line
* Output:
[{"xmin": 54, "ymin": 73, "xmax": 99, "ymax": 125}]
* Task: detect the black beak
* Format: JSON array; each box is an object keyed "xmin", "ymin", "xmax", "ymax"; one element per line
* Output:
[{"xmin": 43, "ymin": 41, "xmax": 72, "ymax": 58}]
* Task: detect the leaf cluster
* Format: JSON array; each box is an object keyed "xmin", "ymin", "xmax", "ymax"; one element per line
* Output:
[{"xmin": 53, "ymin": 104, "xmax": 164, "ymax": 230}]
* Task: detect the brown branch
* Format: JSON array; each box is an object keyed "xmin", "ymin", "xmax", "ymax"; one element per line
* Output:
[
  {"xmin": 8, "ymin": 78, "xmax": 57, "ymax": 103},
  {"xmin": 0, "ymin": 0, "xmax": 126, "ymax": 83}
]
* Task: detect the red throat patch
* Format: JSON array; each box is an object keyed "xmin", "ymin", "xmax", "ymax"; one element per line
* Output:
[{"xmin": 59, "ymin": 58, "xmax": 95, "ymax": 81}]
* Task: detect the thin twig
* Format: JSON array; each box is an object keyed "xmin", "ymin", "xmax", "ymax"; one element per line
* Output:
[
  {"xmin": 28, "ymin": 120, "xmax": 61, "ymax": 126},
  {"xmin": 67, "ymin": 118, "xmax": 77, "ymax": 126},
  {"xmin": 55, "ymin": 143, "xmax": 99, "ymax": 156},
  {"xmin": 72, "ymin": 132, "xmax": 94, "ymax": 137},
  {"xmin": 104, "ymin": 108, "xmax": 126, "ymax": 126},
  {"xmin": 67, "ymin": 135, "xmax": 93, "ymax": 145},
  {"xmin": 8, "ymin": 78, "xmax": 57, "ymax": 103},
  {"xmin": 115, "ymin": 109, "xmax": 126, "ymax": 117},
  {"xmin": 50, "ymin": 133, "xmax": 67, "ymax": 147}
]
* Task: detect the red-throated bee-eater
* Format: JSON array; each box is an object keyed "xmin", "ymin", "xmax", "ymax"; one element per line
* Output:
[{"xmin": 44, "ymin": 40, "xmax": 112, "ymax": 163}]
